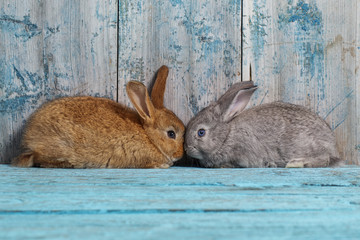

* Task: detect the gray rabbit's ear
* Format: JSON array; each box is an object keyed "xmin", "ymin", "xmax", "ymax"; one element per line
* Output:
[
  {"xmin": 127, "ymin": 81, "xmax": 155, "ymax": 122},
  {"xmin": 220, "ymin": 84, "xmax": 258, "ymax": 122}
]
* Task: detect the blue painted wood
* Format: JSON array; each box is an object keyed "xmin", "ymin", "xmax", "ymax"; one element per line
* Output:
[{"xmin": 1, "ymin": 165, "xmax": 360, "ymax": 239}]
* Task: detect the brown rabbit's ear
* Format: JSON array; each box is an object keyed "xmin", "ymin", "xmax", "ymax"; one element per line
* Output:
[
  {"xmin": 221, "ymin": 86, "xmax": 258, "ymax": 122},
  {"xmin": 127, "ymin": 81, "xmax": 155, "ymax": 121},
  {"xmin": 151, "ymin": 65, "xmax": 169, "ymax": 108}
]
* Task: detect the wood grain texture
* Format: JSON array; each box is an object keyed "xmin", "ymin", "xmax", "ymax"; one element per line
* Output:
[
  {"xmin": 243, "ymin": 0, "xmax": 359, "ymax": 165},
  {"xmin": 356, "ymin": 1, "xmax": 360, "ymax": 166},
  {"xmin": 118, "ymin": 0, "xmax": 242, "ymax": 124},
  {"xmin": 0, "ymin": 0, "xmax": 118, "ymax": 163},
  {"xmin": 1, "ymin": 165, "xmax": 360, "ymax": 239}
]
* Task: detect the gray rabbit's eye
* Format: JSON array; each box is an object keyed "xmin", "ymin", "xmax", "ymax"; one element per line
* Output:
[
  {"xmin": 197, "ymin": 129, "xmax": 206, "ymax": 137},
  {"xmin": 167, "ymin": 130, "xmax": 176, "ymax": 139}
]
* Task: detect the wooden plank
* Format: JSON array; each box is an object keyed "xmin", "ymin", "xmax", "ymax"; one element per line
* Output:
[
  {"xmin": 0, "ymin": 1, "xmax": 43, "ymax": 164},
  {"xmin": 356, "ymin": 1, "xmax": 360, "ymax": 167},
  {"xmin": 118, "ymin": 0, "xmax": 242, "ymax": 124},
  {"xmin": 0, "ymin": 0, "xmax": 118, "ymax": 163},
  {"xmin": 243, "ymin": 0, "xmax": 358, "ymax": 165},
  {"xmin": 1, "ymin": 210, "xmax": 360, "ymax": 239},
  {"xmin": 1, "ymin": 165, "xmax": 360, "ymax": 239}
]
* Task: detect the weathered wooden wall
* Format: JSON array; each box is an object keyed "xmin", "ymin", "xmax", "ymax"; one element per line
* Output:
[{"xmin": 1, "ymin": 0, "xmax": 359, "ymax": 165}]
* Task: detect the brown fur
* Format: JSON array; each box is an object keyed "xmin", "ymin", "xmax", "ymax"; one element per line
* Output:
[{"xmin": 12, "ymin": 66, "xmax": 185, "ymax": 168}]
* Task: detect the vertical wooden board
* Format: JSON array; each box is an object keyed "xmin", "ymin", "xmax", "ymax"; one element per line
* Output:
[
  {"xmin": 0, "ymin": 0, "xmax": 117, "ymax": 163},
  {"xmin": 117, "ymin": 0, "xmax": 152, "ymax": 105},
  {"xmin": 243, "ymin": 0, "xmax": 358, "ymax": 165},
  {"xmin": 242, "ymin": 0, "xmax": 279, "ymax": 107},
  {"xmin": 171, "ymin": 0, "xmax": 243, "ymax": 123},
  {"xmin": 41, "ymin": 0, "xmax": 118, "ymax": 99},
  {"xmin": 319, "ymin": 0, "xmax": 357, "ymax": 165},
  {"xmin": 118, "ymin": 0, "xmax": 242, "ymax": 124},
  {"xmin": 0, "ymin": 0, "xmax": 44, "ymax": 164},
  {"xmin": 356, "ymin": 1, "xmax": 360, "ymax": 164}
]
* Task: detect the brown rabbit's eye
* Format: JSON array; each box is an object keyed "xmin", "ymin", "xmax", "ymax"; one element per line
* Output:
[{"xmin": 167, "ymin": 130, "xmax": 176, "ymax": 139}]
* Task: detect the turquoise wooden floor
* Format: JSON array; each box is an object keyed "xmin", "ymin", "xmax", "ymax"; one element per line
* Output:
[{"xmin": 1, "ymin": 165, "xmax": 359, "ymax": 240}]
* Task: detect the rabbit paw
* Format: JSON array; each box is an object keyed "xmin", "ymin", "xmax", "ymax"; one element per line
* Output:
[
  {"xmin": 155, "ymin": 163, "xmax": 171, "ymax": 169},
  {"xmin": 285, "ymin": 158, "xmax": 305, "ymax": 168}
]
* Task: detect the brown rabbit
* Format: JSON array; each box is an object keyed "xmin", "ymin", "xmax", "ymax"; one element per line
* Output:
[{"xmin": 12, "ymin": 66, "xmax": 185, "ymax": 168}]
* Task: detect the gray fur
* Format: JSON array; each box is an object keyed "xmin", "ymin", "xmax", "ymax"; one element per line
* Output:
[{"xmin": 185, "ymin": 81, "xmax": 341, "ymax": 168}]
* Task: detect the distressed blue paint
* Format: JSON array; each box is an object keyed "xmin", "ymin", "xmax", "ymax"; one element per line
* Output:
[
  {"xmin": 118, "ymin": 0, "xmax": 129, "ymax": 26},
  {"xmin": 95, "ymin": 1, "xmax": 118, "ymax": 26},
  {"xmin": 277, "ymin": 0, "xmax": 325, "ymax": 108},
  {"xmin": 332, "ymin": 116, "xmax": 347, "ymax": 130},
  {"xmin": 0, "ymin": 14, "xmax": 41, "ymax": 41},
  {"xmin": 12, "ymin": 66, "xmax": 28, "ymax": 91},
  {"xmin": 0, "ymin": 10, "xmax": 69, "ymax": 115},
  {"xmin": 90, "ymin": 33, "xmax": 98, "ymax": 68},
  {"xmin": 0, "ymin": 65, "xmax": 45, "ymax": 115},
  {"xmin": 278, "ymin": 0, "xmax": 322, "ymax": 35},
  {"xmin": 189, "ymin": 93, "xmax": 200, "ymax": 115},
  {"xmin": 169, "ymin": 0, "xmax": 184, "ymax": 7},
  {"xmin": 0, "ymin": 94, "xmax": 40, "ymax": 113},
  {"xmin": 277, "ymin": 0, "xmax": 324, "ymax": 81},
  {"xmin": 172, "ymin": 44, "xmax": 182, "ymax": 52},
  {"xmin": 95, "ymin": 1, "xmax": 105, "ymax": 21},
  {"xmin": 324, "ymin": 90, "xmax": 354, "ymax": 119},
  {"xmin": 44, "ymin": 26, "xmax": 60, "ymax": 40},
  {"xmin": 47, "ymin": 26, "xmax": 60, "ymax": 34},
  {"xmin": 12, "ymin": 66, "xmax": 43, "ymax": 92},
  {"xmin": 230, "ymin": 0, "xmax": 242, "ymax": 15},
  {"xmin": 1, "ymin": 66, "xmax": 43, "ymax": 111},
  {"xmin": 182, "ymin": 18, "xmax": 224, "ymax": 57},
  {"xmin": 248, "ymin": 0, "xmax": 269, "ymax": 66}
]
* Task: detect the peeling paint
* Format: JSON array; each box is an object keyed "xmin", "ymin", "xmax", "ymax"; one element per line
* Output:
[
  {"xmin": 324, "ymin": 90, "xmax": 354, "ymax": 119},
  {"xmin": 169, "ymin": 0, "xmax": 184, "ymax": 7},
  {"xmin": 278, "ymin": 0, "xmax": 324, "ymax": 78},
  {"xmin": 188, "ymin": 93, "xmax": 200, "ymax": 115},
  {"xmin": 0, "ymin": 94, "xmax": 40, "ymax": 113},
  {"xmin": 278, "ymin": 0, "xmax": 322, "ymax": 35},
  {"xmin": 119, "ymin": 0, "xmax": 129, "ymax": 26},
  {"xmin": 248, "ymin": 0, "xmax": 270, "ymax": 65},
  {"xmin": 0, "ymin": 14, "xmax": 42, "ymax": 41},
  {"xmin": 277, "ymin": 0, "xmax": 325, "ymax": 106}
]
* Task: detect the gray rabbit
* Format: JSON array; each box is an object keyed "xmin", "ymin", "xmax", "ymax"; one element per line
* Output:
[{"xmin": 184, "ymin": 81, "xmax": 341, "ymax": 168}]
